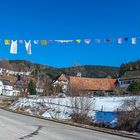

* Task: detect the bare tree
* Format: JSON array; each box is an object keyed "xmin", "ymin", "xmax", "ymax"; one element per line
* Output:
[
  {"xmin": 45, "ymin": 97, "xmax": 69, "ymax": 120},
  {"xmin": 70, "ymin": 95, "xmax": 95, "ymax": 124},
  {"xmin": 118, "ymin": 97, "xmax": 140, "ymax": 131},
  {"xmin": 21, "ymin": 76, "xmax": 29, "ymax": 96},
  {"xmin": 0, "ymin": 58, "xmax": 10, "ymax": 69},
  {"xmin": 43, "ymin": 80, "xmax": 54, "ymax": 96}
]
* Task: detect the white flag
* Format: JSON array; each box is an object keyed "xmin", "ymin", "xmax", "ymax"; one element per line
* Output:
[
  {"xmin": 24, "ymin": 40, "xmax": 32, "ymax": 55},
  {"xmin": 132, "ymin": 37, "xmax": 136, "ymax": 45},
  {"xmin": 118, "ymin": 38, "xmax": 122, "ymax": 44},
  {"xmin": 34, "ymin": 40, "xmax": 39, "ymax": 44},
  {"xmin": 10, "ymin": 40, "xmax": 17, "ymax": 54}
]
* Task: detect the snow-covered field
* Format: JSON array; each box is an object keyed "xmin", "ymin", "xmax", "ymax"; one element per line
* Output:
[{"xmin": 10, "ymin": 96, "xmax": 140, "ymax": 120}]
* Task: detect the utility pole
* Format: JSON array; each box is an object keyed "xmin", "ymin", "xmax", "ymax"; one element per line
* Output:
[{"xmin": 36, "ymin": 70, "xmax": 39, "ymax": 102}]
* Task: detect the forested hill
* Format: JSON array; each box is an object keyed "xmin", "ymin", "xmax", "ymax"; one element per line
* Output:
[
  {"xmin": 1, "ymin": 59, "xmax": 140, "ymax": 79},
  {"xmin": 119, "ymin": 60, "xmax": 140, "ymax": 78},
  {"xmin": 0, "ymin": 59, "xmax": 119, "ymax": 79},
  {"xmin": 59, "ymin": 65, "xmax": 119, "ymax": 78}
]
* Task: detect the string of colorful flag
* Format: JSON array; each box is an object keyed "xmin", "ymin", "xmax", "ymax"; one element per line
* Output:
[{"xmin": 2, "ymin": 37, "xmax": 138, "ymax": 55}]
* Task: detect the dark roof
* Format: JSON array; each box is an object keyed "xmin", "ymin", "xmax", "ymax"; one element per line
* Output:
[
  {"xmin": 120, "ymin": 76, "xmax": 140, "ymax": 80},
  {"xmin": 53, "ymin": 74, "xmax": 69, "ymax": 82},
  {"xmin": 0, "ymin": 79, "xmax": 12, "ymax": 86}
]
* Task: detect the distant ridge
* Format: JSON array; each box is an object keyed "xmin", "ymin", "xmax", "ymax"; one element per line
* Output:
[
  {"xmin": 2, "ymin": 59, "xmax": 140, "ymax": 80},
  {"xmin": 3, "ymin": 60, "xmax": 119, "ymax": 79},
  {"xmin": 119, "ymin": 59, "xmax": 140, "ymax": 78}
]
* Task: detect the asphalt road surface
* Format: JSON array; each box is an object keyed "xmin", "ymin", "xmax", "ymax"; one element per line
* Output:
[{"xmin": 0, "ymin": 109, "xmax": 134, "ymax": 140}]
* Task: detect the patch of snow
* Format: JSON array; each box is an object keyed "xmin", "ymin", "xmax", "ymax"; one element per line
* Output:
[{"xmin": 9, "ymin": 96, "xmax": 140, "ymax": 120}]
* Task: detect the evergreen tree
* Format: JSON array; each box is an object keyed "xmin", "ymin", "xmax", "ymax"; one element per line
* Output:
[
  {"xmin": 27, "ymin": 80, "xmax": 37, "ymax": 95},
  {"xmin": 128, "ymin": 81, "xmax": 140, "ymax": 93}
]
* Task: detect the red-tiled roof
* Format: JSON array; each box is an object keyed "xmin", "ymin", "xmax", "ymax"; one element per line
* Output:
[{"xmin": 69, "ymin": 76, "xmax": 116, "ymax": 91}]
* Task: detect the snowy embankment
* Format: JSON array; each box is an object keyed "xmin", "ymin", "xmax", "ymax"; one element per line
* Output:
[{"xmin": 9, "ymin": 96, "xmax": 138, "ymax": 120}]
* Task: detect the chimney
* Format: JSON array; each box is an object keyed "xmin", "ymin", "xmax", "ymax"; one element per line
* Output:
[{"xmin": 77, "ymin": 72, "xmax": 82, "ymax": 77}]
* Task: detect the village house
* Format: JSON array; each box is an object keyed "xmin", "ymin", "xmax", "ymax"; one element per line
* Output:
[
  {"xmin": 117, "ymin": 76, "xmax": 140, "ymax": 89},
  {"xmin": 0, "ymin": 68, "xmax": 2, "ymax": 76},
  {"xmin": 0, "ymin": 67, "xmax": 31, "ymax": 76},
  {"xmin": 0, "ymin": 79, "xmax": 20, "ymax": 96},
  {"xmin": 0, "ymin": 68, "xmax": 7, "ymax": 76},
  {"xmin": 12, "ymin": 89, "xmax": 21, "ymax": 96},
  {"xmin": 53, "ymin": 74, "xmax": 116, "ymax": 96},
  {"xmin": 0, "ymin": 79, "xmax": 13, "ymax": 96},
  {"xmin": 7, "ymin": 70, "xmax": 31, "ymax": 76}
]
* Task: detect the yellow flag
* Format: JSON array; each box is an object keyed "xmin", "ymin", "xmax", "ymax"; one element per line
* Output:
[
  {"xmin": 76, "ymin": 39, "xmax": 81, "ymax": 43},
  {"xmin": 5, "ymin": 40, "xmax": 10, "ymax": 45},
  {"xmin": 41, "ymin": 40, "xmax": 47, "ymax": 45}
]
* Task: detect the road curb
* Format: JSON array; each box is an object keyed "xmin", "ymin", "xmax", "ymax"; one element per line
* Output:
[{"xmin": 0, "ymin": 107, "xmax": 140, "ymax": 140}]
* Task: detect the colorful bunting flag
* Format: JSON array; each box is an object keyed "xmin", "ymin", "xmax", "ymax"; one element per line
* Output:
[
  {"xmin": 55, "ymin": 40, "xmax": 63, "ymax": 43},
  {"xmin": 65, "ymin": 40, "xmax": 73, "ymax": 43},
  {"xmin": 54, "ymin": 40, "xmax": 73, "ymax": 43},
  {"xmin": 4, "ymin": 40, "xmax": 10, "ymax": 45},
  {"xmin": 94, "ymin": 39, "xmax": 101, "ymax": 44},
  {"xmin": 34, "ymin": 40, "xmax": 39, "ymax": 44},
  {"xmin": 76, "ymin": 39, "xmax": 81, "ymax": 43},
  {"xmin": 48, "ymin": 40, "xmax": 53, "ymax": 43},
  {"xmin": 118, "ymin": 38, "xmax": 122, "ymax": 44},
  {"xmin": 41, "ymin": 40, "xmax": 47, "ymax": 45},
  {"xmin": 105, "ymin": 38, "xmax": 114, "ymax": 43},
  {"xmin": 124, "ymin": 38, "xmax": 129, "ymax": 41},
  {"xmin": 84, "ymin": 39, "xmax": 91, "ymax": 44},
  {"xmin": 19, "ymin": 40, "xmax": 23, "ymax": 44}
]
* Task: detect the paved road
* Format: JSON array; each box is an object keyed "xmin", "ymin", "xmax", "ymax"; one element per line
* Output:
[{"xmin": 0, "ymin": 109, "xmax": 133, "ymax": 140}]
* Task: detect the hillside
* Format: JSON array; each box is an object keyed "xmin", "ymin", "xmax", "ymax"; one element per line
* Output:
[
  {"xmin": 59, "ymin": 65, "xmax": 119, "ymax": 78},
  {"xmin": 2, "ymin": 59, "xmax": 140, "ymax": 80},
  {"xmin": 119, "ymin": 60, "xmax": 140, "ymax": 78},
  {"xmin": 0, "ymin": 59, "xmax": 119, "ymax": 79}
]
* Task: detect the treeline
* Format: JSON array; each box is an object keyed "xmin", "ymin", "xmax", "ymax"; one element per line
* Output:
[
  {"xmin": 59, "ymin": 65, "xmax": 119, "ymax": 78},
  {"xmin": 0, "ymin": 59, "xmax": 120, "ymax": 80},
  {"xmin": 119, "ymin": 60, "xmax": 140, "ymax": 76}
]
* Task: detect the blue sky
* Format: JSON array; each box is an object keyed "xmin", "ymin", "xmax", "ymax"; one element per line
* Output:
[{"xmin": 0, "ymin": 0, "xmax": 140, "ymax": 67}]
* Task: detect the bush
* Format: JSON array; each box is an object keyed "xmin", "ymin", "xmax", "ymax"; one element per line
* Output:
[
  {"xmin": 71, "ymin": 113, "xmax": 92, "ymax": 125},
  {"xmin": 70, "ymin": 95, "xmax": 95, "ymax": 125},
  {"xmin": 127, "ymin": 81, "xmax": 140, "ymax": 93},
  {"xmin": 118, "ymin": 97, "xmax": 140, "ymax": 131}
]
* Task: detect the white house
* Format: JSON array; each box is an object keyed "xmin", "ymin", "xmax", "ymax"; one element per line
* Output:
[
  {"xmin": 0, "ymin": 79, "xmax": 21, "ymax": 96},
  {"xmin": 0, "ymin": 67, "xmax": 31, "ymax": 76},
  {"xmin": 0, "ymin": 68, "xmax": 6, "ymax": 76},
  {"xmin": 7, "ymin": 70, "xmax": 31, "ymax": 76},
  {"xmin": 12, "ymin": 89, "xmax": 20, "ymax": 96},
  {"xmin": 36, "ymin": 88, "xmax": 44, "ymax": 94},
  {"xmin": 0, "ymin": 79, "xmax": 13, "ymax": 96},
  {"xmin": 117, "ymin": 76, "xmax": 140, "ymax": 89},
  {"xmin": 53, "ymin": 74, "xmax": 69, "ymax": 93}
]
